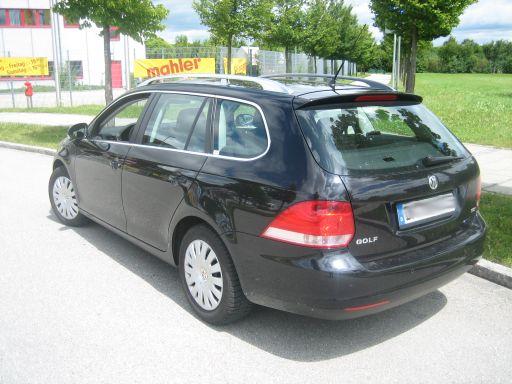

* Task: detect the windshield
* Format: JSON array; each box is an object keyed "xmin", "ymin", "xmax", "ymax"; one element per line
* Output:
[{"xmin": 295, "ymin": 103, "xmax": 468, "ymax": 175}]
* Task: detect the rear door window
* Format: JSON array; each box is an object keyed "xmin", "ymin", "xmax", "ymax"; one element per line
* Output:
[
  {"xmin": 142, "ymin": 93, "xmax": 211, "ymax": 153},
  {"xmin": 296, "ymin": 103, "xmax": 468, "ymax": 175},
  {"xmin": 214, "ymin": 99, "xmax": 268, "ymax": 159}
]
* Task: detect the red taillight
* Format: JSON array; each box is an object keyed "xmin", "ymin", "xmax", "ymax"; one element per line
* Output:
[
  {"xmin": 476, "ymin": 176, "xmax": 482, "ymax": 208},
  {"xmin": 261, "ymin": 201, "xmax": 355, "ymax": 248},
  {"xmin": 354, "ymin": 94, "xmax": 398, "ymax": 102}
]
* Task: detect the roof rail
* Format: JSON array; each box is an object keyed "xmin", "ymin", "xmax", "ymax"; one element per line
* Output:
[
  {"xmin": 137, "ymin": 73, "xmax": 291, "ymax": 93},
  {"xmin": 260, "ymin": 73, "xmax": 394, "ymax": 91}
]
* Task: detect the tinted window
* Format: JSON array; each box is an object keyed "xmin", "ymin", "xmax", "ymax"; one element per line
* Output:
[
  {"xmin": 214, "ymin": 100, "xmax": 267, "ymax": 159},
  {"xmin": 37, "ymin": 9, "xmax": 51, "ymax": 25},
  {"xmin": 142, "ymin": 93, "xmax": 210, "ymax": 152},
  {"xmin": 23, "ymin": 9, "xmax": 35, "ymax": 25},
  {"xmin": 296, "ymin": 103, "xmax": 468, "ymax": 174},
  {"xmin": 9, "ymin": 10, "xmax": 21, "ymax": 25},
  {"xmin": 93, "ymin": 96, "xmax": 149, "ymax": 141},
  {"xmin": 0, "ymin": 10, "xmax": 7, "ymax": 25}
]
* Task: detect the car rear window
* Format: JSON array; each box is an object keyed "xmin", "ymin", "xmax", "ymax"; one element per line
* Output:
[{"xmin": 295, "ymin": 103, "xmax": 468, "ymax": 175}]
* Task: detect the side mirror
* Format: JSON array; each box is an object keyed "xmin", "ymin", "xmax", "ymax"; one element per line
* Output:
[{"xmin": 68, "ymin": 123, "xmax": 87, "ymax": 140}]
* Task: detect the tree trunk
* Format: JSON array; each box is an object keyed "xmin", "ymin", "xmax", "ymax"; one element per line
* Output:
[
  {"xmin": 226, "ymin": 35, "xmax": 232, "ymax": 74},
  {"xmin": 313, "ymin": 55, "xmax": 317, "ymax": 73},
  {"xmin": 103, "ymin": 25, "xmax": 113, "ymax": 104},
  {"xmin": 285, "ymin": 46, "xmax": 292, "ymax": 73},
  {"xmin": 405, "ymin": 27, "xmax": 418, "ymax": 93}
]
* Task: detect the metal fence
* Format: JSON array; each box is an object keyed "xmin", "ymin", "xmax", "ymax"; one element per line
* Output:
[{"xmin": 0, "ymin": 45, "xmax": 357, "ymax": 109}]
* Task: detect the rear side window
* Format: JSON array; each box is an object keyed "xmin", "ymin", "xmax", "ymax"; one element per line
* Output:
[
  {"xmin": 214, "ymin": 99, "xmax": 268, "ymax": 159},
  {"xmin": 143, "ymin": 93, "xmax": 210, "ymax": 153},
  {"xmin": 296, "ymin": 103, "xmax": 468, "ymax": 174}
]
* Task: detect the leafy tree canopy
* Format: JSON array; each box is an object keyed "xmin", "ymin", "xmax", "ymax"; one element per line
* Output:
[
  {"xmin": 370, "ymin": 0, "xmax": 475, "ymax": 41},
  {"xmin": 193, "ymin": 0, "xmax": 272, "ymax": 46},
  {"xmin": 53, "ymin": 0, "xmax": 168, "ymax": 41},
  {"xmin": 262, "ymin": 0, "xmax": 305, "ymax": 51}
]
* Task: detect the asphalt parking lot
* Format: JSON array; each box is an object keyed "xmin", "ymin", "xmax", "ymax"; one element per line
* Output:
[{"xmin": 1, "ymin": 147, "xmax": 511, "ymax": 384}]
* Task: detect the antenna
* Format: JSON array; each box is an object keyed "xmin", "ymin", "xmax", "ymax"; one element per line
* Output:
[{"xmin": 329, "ymin": 26, "xmax": 366, "ymax": 90}]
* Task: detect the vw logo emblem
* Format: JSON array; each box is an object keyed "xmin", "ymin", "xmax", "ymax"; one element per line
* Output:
[{"xmin": 428, "ymin": 175, "xmax": 438, "ymax": 190}]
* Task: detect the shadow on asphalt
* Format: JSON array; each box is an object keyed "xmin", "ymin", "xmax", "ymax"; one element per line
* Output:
[{"xmin": 47, "ymin": 213, "xmax": 448, "ymax": 362}]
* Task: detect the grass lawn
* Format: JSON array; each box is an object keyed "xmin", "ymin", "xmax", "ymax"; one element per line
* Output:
[
  {"xmin": 414, "ymin": 73, "xmax": 512, "ymax": 148},
  {"xmin": 479, "ymin": 193, "xmax": 512, "ymax": 267},
  {"xmin": 0, "ymin": 105, "xmax": 104, "ymax": 116},
  {"xmin": 0, "ymin": 123, "xmax": 67, "ymax": 149}
]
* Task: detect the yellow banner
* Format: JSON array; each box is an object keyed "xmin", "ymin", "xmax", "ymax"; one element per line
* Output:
[
  {"xmin": 223, "ymin": 58, "xmax": 247, "ymax": 75},
  {"xmin": 134, "ymin": 58, "xmax": 215, "ymax": 78},
  {"xmin": 0, "ymin": 57, "xmax": 49, "ymax": 77}
]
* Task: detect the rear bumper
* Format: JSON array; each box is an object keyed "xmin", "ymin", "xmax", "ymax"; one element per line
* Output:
[{"xmin": 226, "ymin": 213, "xmax": 486, "ymax": 320}]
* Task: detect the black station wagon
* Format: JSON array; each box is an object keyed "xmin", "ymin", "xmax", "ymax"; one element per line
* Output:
[{"xmin": 49, "ymin": 74, "xmax": 486, "ymax": 324}]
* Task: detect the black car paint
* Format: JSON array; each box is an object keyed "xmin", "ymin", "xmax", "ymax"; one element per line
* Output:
[{"xmin": 53, "ymin": 82, "xmax": 486, "ymax": 320}]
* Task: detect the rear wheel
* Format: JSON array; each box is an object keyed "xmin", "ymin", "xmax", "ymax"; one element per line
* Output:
[
  {"xmin": 179, "ymin": 224, "xmax": 252, "ymax": 325},
  {"xmin": 49, "ymin": 166, "xmax": 88, "ymax": 226}
]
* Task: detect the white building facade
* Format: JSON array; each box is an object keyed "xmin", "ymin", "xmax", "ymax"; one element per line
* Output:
[{"xmin": 0, "ymin": 0, "xmax": 146, "ymax": 89}]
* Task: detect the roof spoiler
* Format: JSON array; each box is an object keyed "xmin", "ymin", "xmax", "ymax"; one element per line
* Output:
[{"xmin": 295, "ymin": 92, "xmax": 423, "ymax": 109}]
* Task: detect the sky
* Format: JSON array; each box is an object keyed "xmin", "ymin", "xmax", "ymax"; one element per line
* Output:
[{"xmin": 157, "ymin": 0, "xmax": 512, "ymax": 46}]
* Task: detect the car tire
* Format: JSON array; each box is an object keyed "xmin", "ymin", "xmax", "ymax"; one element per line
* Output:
[
  {"xmin": 49, "ymin": 166, "xmax": 88, "ymax": 227},
  {"xmin": 179, "ymin": 224, "xmax": 252, "ymax": 325}
]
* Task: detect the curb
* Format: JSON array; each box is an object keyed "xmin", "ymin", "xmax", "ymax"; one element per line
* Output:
[
  {"xmin": 0, "ymin": 140, "xmax": 56, "ymax": 156},
  {"xmin": 0, "ymin": 140, "xmax": 511, "ymax": 290},
  {"xmin": 470, "ymin": 259, "xmax": 512, "ymax": 289}
]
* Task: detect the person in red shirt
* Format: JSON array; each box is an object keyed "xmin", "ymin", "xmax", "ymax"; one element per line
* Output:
[{"xmin": 24, "ymin": 81, "xmax": 33, "ymax": 108}]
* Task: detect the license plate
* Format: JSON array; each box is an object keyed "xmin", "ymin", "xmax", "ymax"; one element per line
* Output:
[{"xmin": 397, "ymin": 193, "xmax": 457, "ymax": 229}]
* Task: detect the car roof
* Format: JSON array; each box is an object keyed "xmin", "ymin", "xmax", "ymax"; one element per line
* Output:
[{"xmin": 129, "ymin": 74, "xmax": 410, "ymax": 107}]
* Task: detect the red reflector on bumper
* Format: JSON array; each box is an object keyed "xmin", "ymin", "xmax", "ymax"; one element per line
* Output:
[{"xmin": 344, "ymin": 300, "xmax": 390, "ymax": 312}]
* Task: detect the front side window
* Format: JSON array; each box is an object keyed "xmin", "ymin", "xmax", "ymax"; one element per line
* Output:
[
  {"xmin": 93, "ymin": 96, "xmax": 149, "ymax": 141},
  {"xmin": 296, "ymin": 103, "xmax": 468, "ymax": 174},
  {"xmin": 214, "ymin": 100, "xmax": 267, "ymax": 159},
  {"xmin": 142, "ymin": 93, "xmax": 210, "ymax": 153}
]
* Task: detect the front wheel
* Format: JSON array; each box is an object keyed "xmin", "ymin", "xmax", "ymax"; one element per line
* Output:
[
  {"xmin": 179, "ymin": 224, "xmax": 252, "ymax": 325},
  {"xmin": 49, "ymin": 166, "xmax": 88, "ymax": 226}
]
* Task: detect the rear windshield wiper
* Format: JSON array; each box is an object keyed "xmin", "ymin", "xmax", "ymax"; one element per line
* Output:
[{"xmin": 422, "ymin": 155, "xmax": 464, "ymax": 167}]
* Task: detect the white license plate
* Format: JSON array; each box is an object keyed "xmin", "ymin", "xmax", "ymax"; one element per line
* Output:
[{"xmin": 397, "ymin": 193, "xmax": 457, "ymax": 229}]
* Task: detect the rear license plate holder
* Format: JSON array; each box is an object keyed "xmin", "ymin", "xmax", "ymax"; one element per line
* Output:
[{"xmin": 397, "ymin": 193, "xmax": 457, "ymax": 229}]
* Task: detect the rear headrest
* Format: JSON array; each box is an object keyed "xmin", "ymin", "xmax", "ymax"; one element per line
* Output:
[{"xmin": 176, "ymin": 108, "xmax": 200, "ymax": 131}]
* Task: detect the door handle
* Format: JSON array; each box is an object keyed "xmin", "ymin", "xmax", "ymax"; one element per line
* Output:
[
  {"xmin": 110, "ymin": 158, "xmax": 123, "ymax": 170},
  {"xmin": 168, "ymin": 173, "xmax": 188, "ymax": 185}
]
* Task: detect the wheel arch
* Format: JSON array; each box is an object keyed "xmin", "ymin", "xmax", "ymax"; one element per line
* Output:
[
  {"xmin": 171, "ymin": 216, "xmax": 220, "ymax": 266},
  {"xmin": 53, "ymin": 158, "xmax": 65, "ymax": 170}
]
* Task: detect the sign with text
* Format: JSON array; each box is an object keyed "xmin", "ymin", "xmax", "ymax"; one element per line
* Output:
[
  {"xmin": 134, "ymin": 58, "xmax": 215, "ymax": 78},
  {"xmin": 223, "ymin": 58, "xmax": 247, "ymax": 75},
  {"xmin": 0, "ymin": 57, "xmax": 49, "ymax": 77}
]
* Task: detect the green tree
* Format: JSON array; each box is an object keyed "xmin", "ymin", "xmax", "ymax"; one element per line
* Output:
[
  {"xmin": 302, "ymin": 0, "xmax": 331, "ymax": 71},
  {"xmin": 303, "ymin": 1, "xmax": 378, "ymax": 74},
  {"xmin": 193, "ymin": 0, "xmax": 272, "ymax": 74},
  {"xmin": 145, "ymin": 36, "xmax": 172, "ymax": 58},
  {"xmin": 370, "ymin": 0, "xmax": 475, "ymax": 92},
  {"xmin": 262, "ymin": 0, "xmax": 305, "ymax": 73},
  {"xmin": 483, "ymin": 40, "xmax": 512, "ymax": 73},
  {"xmin": 53, "ymin": 0, "xmax": 168, "ymax": 104}
]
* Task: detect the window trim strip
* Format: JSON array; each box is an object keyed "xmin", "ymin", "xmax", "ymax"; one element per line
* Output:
[{"xmin": 88, "ymin": 90, "xmax": 272, "ymax": 162}]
